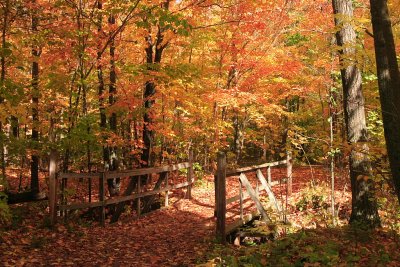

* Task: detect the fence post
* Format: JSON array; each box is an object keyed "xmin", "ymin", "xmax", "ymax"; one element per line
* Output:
[
  {"xmin": 136, "ymin": 176, "xmax": 141, "ymax": 217},
  {"xmin": 216, "ymin": 152, "xmax": 226, "ymax": 243},
  {"xmin": 165, "ymin": 172, "xmax": 169, "ymax": 207},
  {"xmin": 267, "ymin": 166, "xmax": 271, "ymax": 184},
  {"xmin": 239, "ymin": 179, "xmax": 243, "ymax": 222},
  {"xmin": 99, "ymin": 172, "xmax": 105, "ymax": 226},
  {"xmin": 287, "ymin": 151, "xmax": 293, "ymax": 196},
  {"xmin": 186, "ymin": 149, "xmax": 193, "ymax": 199},
  {"xmin": 49, "ymin": 149, "xmax": 58, "ymax": 226}
]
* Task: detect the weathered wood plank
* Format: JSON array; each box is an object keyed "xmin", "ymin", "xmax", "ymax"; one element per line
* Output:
[
  {"xmin": 105, "ymin": 162, "xmax": 190, "ymax": 179},
  {"xmin": 58, "ymin": 179, "xmax": 195, "ymax": 211},
  {"xmin": 226, "ymin": 160, "xmax": 287, "ymax": 177},
  {"xmin": 58, "ymin": 173, "xmax": 100, "ymax": 179},
  {"xmin": 165, "ymin": 172, "xmax": 169, "ymax": 207},
  {"xmin": 186, "ymin": 150, "xmax": 193, "ymax": 199},
  {"xmin": 59, "ymin": 162, "xmax": 190, "ymax": 180},
  {"xmin": 48, "ymin": 149, "xmax": 58, "ymax": 225},
  {"xmin": 256, "ymin": 169, "xmax": 283, "ymax": 219},
  {"xmin": 239, "ymin": 173, "xmax": 270, "ymax": 222}
]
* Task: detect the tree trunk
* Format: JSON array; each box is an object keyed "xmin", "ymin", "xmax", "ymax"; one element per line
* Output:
[
  {"xmin": 332, "ymin": 0, "xmax": 380, "ymax": 227},
  {"xmin": 0, "ymin": 0, "xmax": 9, "ymax": 186},
  {"xmin": 107, "ymin": 14, "xmax": 120, "ymax": 196},
  {"xmin": 97, "ymin": 0, "xmax": 108, "ymax": 177},
  {"xmin": 369, "ymin": 0, "xmax": 400, "ymax": 204},
  {"xmin": 31, "ymin": 0, "xmax": 40, "ymax": 195},
  {"xmin": 141, "ymin": 1, "xmax": 169, "ymax": 168}
]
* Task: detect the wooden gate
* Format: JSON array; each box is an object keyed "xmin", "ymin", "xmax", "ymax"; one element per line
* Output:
[{"xmin": 214, "ymin": 152, "xmax": 292, "ymax": 243}]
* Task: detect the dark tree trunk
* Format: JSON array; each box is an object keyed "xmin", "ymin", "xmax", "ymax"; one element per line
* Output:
[
  {"xmin": 107, "ymin": 14, "xmax": 120, "ymax": 196},
  {"xmin": 111, "ymin": 1, "xmax": 170, "ymax": 222},
  {"xmin": 97, "ymin": 1, "xmax": 108, "ymax": 174},
  {"xmin": 369, "ymin": 0, "xmax": 400, "ymax": 204},
  {"xmin": 30, "ymin": 0, "xmax": 40, "ymax": 195},
  {"xmin": 0, "ymin": 0, "xmax": 9, "ymax": 185},
  {"xmin": 141, "ymin": 2, "xmax": 169, "ymax": 168},
  {"xmin": 332, "ymin": 0, "xmax": 380, "ymax": 227}
]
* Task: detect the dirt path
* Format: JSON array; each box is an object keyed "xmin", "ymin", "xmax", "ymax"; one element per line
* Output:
[{"xmin": 1, "ymin": 179, "xmax": 217, "ymax": 266}]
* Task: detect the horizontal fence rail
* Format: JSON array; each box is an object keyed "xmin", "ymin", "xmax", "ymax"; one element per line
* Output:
[{"xmin": 48, "ymin": 151, "xmax": 194, "ymax": 225}]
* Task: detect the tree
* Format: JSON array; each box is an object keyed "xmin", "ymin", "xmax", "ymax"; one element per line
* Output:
[
  {"xmin": 369, "ymin": 0, "xmax": 400, "ymax": 204},
  {"xmin": 30, "ymin": 0, "xmax": 40, "ymax": 196},
  {"xmin": 332, "ymin": 0, "xmax": 380, "ymax": 227}
]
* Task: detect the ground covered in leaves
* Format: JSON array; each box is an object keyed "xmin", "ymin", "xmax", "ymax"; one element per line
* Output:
[{"xmin": 1, "ymin": 166, "xmax": 400, "ymax": 266}]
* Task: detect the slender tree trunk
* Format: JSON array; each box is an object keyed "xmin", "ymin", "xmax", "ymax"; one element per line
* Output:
[
  {"xmin": 97, "ymin": 0, "xmax": 108, "ymax": 172},
  {"xmin": 31, "ymin": 0, "xmax": 40, "ymax": 195},
  {"xmin": 332, "ymin": 0, "xmax": 380, "ymax": 227},
  {"xmin": 369, "ymin": 0, "xmax": 400, "ymax": 204},
  {"xmin": 107, "ymin": 14, "xmax": 120, "ymax": 196},
  {"xmin": 0, "ymin": 0, "xmax": 9, "ymax": 186}
]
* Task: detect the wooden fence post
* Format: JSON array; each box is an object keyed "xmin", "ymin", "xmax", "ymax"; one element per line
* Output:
[
  {"xmin": 216, "ymin": 152, "xmax": 226, "ymax": 243},
  {"xmin": 186, "ymin": 149, "xmax": 193, "ymax": 199},
  {"xmin": 49, "ymin": 149, "xmax": 58, "ymax": 226},
  {"xmin": 267, "ymin": 166, "xmax": 271, "ymax": 184},
  {"xmin": 239, "ymin": 179, "xmax": 243, "ymax": 222},
  {"xmin": 136, "ymin": 176, "xmax": 141, "ymax": 217},
  {"xmin": 99, "ymin": 172, "xmax": 105, "ymax": 226},
  {"xmin": 287, "ymin": 152, "xmax": 293, "ymax": 196},
  {"xmin": 165, "ymin": 172, "xmax": 169, "ymax": 207}
]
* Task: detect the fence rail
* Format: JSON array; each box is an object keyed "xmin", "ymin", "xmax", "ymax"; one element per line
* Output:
[{"xmin": 49, "ymin": 151, "xmax": 194, "ymax": 225}]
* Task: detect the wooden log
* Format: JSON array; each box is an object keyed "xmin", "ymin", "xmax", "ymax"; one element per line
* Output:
[
  {"xmin": 186, "ymin": 149, "xmax": 193, "ymax": 199},
  {"xmin": 287, "ymin": 152, "xmax": 292, "ymax": 196},
  {"xmin": 239, "ymin": 173, "xmax": 270, "ymax": 222},
  {"xmin": 48, "ymin": 149, "xmax": 58, "ymax": 225},
  {"xmin": 216, "ymin": 152, "xmax": 226, "ymax": 243}
]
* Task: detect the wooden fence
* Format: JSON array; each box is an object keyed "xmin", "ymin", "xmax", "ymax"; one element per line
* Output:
[
  {"xmin": 49, "ymin": 151, "xmax": 194, "ymax": 225},
  {"xmin": 214, "ymin": 152, "xmax": 292, "ymax": 243}
]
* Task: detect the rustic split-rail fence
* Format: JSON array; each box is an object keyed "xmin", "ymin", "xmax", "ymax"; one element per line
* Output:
[
  {"xmin": 48, "ymin": 150, "xmax": 194, "ymax": 225},
  {"xmin": 214, "ymin": 152, "xmax": 292, "ymax": 243}
]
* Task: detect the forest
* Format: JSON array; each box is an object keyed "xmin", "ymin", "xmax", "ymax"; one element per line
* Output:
[{"xmin": 1, "ymin": 0, "xmax": 400, "ymax": 266}]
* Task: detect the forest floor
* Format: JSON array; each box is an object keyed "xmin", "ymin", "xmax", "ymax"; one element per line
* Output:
[{"xmin": 1, "ymin": 166, "xmax": 400, "ymax": 266}]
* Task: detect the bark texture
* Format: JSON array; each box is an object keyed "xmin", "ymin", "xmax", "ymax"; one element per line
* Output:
[
  {"xmin": 31, "ymin": 0, "xmax": 40, "ymax": 195},
  {"xmin": 370, "ymin": 0, "xmax": 400, "ymax": 204},
  {"xmin": 332, "ymin": 0, "xmax": 380, "ymax": 227}
]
